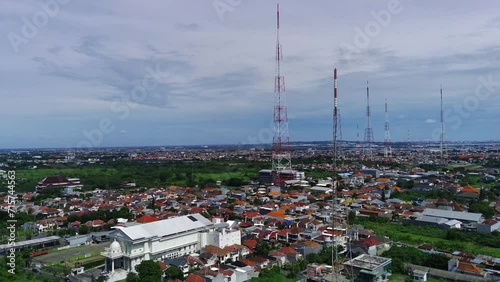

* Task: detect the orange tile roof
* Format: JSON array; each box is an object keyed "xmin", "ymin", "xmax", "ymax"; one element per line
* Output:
[
  {"xmin": 281, "ymin": 247, "xmax": 296, "ymax": 255},
  {"xmin": 303, "ymin": 240, "xmax": 321, "ymax": 248},
  {"xmin": 266, "ymin": 210, "xmax": 286, "ymax": 219},
  {"xmin": 137, "ymin": 214, "xmax": 159, "ymax": 223},
  {"xmin": 461, "ymin": 184, "xmax": 480, "ymax": 194},
  {"xmin": 391, "ymin": 186, "xmax": 404, "ymax": 192},
  {"xmin": 458, "ymin": 262, "xmax": 482, "ymax": 274},
  {"xmin": 241, "ymin": 259, "xmax": 256, "ymax": 267}
]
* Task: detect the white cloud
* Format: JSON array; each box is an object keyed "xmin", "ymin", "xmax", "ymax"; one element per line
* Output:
[{"xmin": 1, "ymin": 0, "xmax": 500, "ymax": 147}]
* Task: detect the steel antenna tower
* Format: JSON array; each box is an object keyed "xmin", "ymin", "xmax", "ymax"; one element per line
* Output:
[
  {"xmin": 338, "ymin": 112, "xmax": 343, "ymax": 141},
  {"xmin": 384, "ymin": 99, "xmax": 392, "ymax": 158},
  {"xmin": 271, "ymin": 3, "xmax": 292, "ymax": 186},
  {"xmin": 333, "ymin": 69, "xmax": 340, "ymax": 168},
  {"xmin": 363, "ymin": 81, "xmax": 374, "ymax": 161},
  {"xmin": 440, "ymin": 85, "xmax": 447, "ymax": 162},
  {"xmin": 356, "ymin": 124, "xmax": 361, "ymax": 155},
  {"xmin": 332, "ymin": 68, "xmax": 343, "ymax": 281}
]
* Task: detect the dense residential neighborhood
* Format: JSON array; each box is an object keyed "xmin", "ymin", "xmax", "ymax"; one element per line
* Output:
[{"xmin": 0, "ymin": 143, "xmax": 500, "ymax": 281}]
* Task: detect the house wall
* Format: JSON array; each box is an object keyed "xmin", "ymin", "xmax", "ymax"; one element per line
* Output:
[
  {"xmin": 205, "ymin": 228, "xmax": 241, "ymax": 248},
  {"xmin": 148, "ymin": 232, "xmax": 200, "ymax": 259},
  {"xmin": 367, "ymin": 245, "xmax": 377, "ymax": 256},
  {"xmin": 302, "ymin": 246, "xmax": 322, "ymax": 257},
  {"xmin": 477, "ymin": 223, "xmax": 500, "ymax": 234}
]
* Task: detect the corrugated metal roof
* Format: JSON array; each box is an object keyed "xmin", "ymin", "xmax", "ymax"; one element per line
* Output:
[
  {"xmin": 422, "ymin": 208, "xmax": 482, "ymax": 222},
  {"xmin": 111, "ymin": 213, "xmax": 213, "ymax": 241},
  {"xmin": 415, "ymin": 215, "xmax": 446, "ymax": 224},
  {"xmin": 0, "ymin": 235, "xmax": 60, "ymax": 250}
]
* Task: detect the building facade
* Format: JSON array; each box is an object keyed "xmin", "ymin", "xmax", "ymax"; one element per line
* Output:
[{"xmin": 101, "ymin": 214, "xmax": 240, "ymax": 281}]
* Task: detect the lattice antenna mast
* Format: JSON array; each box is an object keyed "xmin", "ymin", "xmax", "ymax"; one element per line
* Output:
[
  {"xmin": 355, "ymin": 124, "xmax": 361, "ymax": 154},
  {"xmin": 332, "ymin": 68, "xmax": 342, "ymax": 280},
  {"xmin": 440, "ymin": 85, "xmax": 446, "ymax": 162},
  {"xmin": 338, "ymin": 112, "xmax": 343, "ymax": 141},
  {"xmin": 271, "ymin": 3, "xmax": 292, "ymax": 186},
  {"xmin": 357, "ymin": 124, "xmax": 360, "ymax": 142},
  {"xmin": 363, "ymin": 81, "xmax": 374, "ymax": 161},
  {"xmin": 384, "ymin": 99, "xmax": 392, "ymax": 158},
  {"xmin": 333, "ymin": 69, "xmax": 340, "ymax": 172}
]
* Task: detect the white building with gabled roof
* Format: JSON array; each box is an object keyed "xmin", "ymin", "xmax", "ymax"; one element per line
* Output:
[{"xmin": 101, "ymin": 213, "xmax": 240, "ymax": 282}]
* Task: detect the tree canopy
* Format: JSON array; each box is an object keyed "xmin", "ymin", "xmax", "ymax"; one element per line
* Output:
[
  {"xmin": 135, "ymin": 260, "xmax": 163, "ymax": 281},
  {"xmin": 165, "ymin": 265, "xmax": 184, "ymax": 280}
]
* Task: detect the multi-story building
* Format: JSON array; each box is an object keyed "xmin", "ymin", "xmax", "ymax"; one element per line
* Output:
[
  {"xmin": 343, "ymin": 254, "xmax": 392, "ymax": 282},
  {"xmin": 259, "ymin": 169, "xmax": 305, "ymax": 185},
  {"xmin": 101, "ymin": 214, "xmax": 241, "ymax": 282}
]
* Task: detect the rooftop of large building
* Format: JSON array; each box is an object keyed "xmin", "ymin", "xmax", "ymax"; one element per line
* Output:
[
  {"xmin": 109, "ymin": 213, "xmax": 213, "ymax": 241},
  {"xmin": 422, "ymin": 208, "xmax": 483, "ymax": 222},
  {"xmin": 343, "ymin": 254, "xmax": 391, "ymax": 271}
]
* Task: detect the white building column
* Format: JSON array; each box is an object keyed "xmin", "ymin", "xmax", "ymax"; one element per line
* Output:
[
  {"xmin": 111, "ymin": 259, "xmax": 115, "ymax": 273},
  {"xmin": 104, "ymin": 258, "xmax": 107, "ymax": 272}
]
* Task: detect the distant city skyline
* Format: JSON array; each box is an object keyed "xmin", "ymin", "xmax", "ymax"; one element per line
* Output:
[{"xmin": 1, "ymin": 0, "xmax": 500, "ymax": 149}]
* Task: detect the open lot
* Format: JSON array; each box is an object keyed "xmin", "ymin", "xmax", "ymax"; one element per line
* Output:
[
  {"xmin": 356, "ymin": 219, "xmax": 500, "ymax": 258},
  {"xmin": 33, "ymin": 242, "xmax": 110, "ymax": 266}
]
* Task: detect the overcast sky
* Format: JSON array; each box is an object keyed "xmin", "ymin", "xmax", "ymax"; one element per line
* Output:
[{"xmin": 1, "ymin": 0, "xmax": 500, "ymax": 149}]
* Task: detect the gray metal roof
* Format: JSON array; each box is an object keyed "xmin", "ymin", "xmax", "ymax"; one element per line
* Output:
[
  {"xmin": 415, "ymin": 215, "xmax": 447, "ymax": 224},
  {"xmin": 0, "ymin": 235, "xmax": 60, "ymax": 250},
  {"xmin": 444, "ymin": 219, "xmax": 462, "ymax": 226},
  {"xmin": 422, "ymin": 208, "xmax": 483, "ymax": 222},
  {"xmin": 110, "ymin": 213, "xmax": 213, "ymax": 241}
]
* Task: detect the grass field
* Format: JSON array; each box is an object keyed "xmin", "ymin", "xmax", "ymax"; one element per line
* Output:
[
  {"xmin": 195, "ymin": 172, "xmax": 252, "ymax": 181},
  {"xmin": 11, "ymin": 166, "xmax": 121, "ymax": 192},
  {"xmin": 446, "ymin": 164, "xmax": 485, "ymax": 171},
  {"xmin": 358, "ymin": 220, "xmax": 500, "ymax": 258},
  {"xmin": 35, "ymin": 243, "xmax": 110, "ymax": 265},
  {"xmin": 5, "ymin": 160, "xmax": 264, "ymax": 192}
]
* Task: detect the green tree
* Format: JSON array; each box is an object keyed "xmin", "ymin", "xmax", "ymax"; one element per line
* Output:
[
  {"xmin": 347, "ymin": 210, "xmax": 356, "ymax": 225},
  {"xmin": 423, "ymin": 253, "xmax": 449, "ymax": 269},
  {"xmin": 149, "ymin": 196, "xmax": 156, "ymax": 211},
  {"xmin": 165, "ymin": 265, "xmax": 184, "ymax": 280},
  {"xmin": 126, "ymin": 272, "xmax": 140, "ymax": 282},
  {"xmin": 469, "ymin": 201, "xmax": 495, "ymax": 218},
  {"xmin": 135, "ymin": 260, "xmax": 162, "ymax": 281},
  {"xmin": 250, "ymin": 266, "xmax": 293, "ymax": 282},
  {"xmin": 255, "ymin": 241, "xmax": 271, "ymax": 256},
  {"xmin": 78, "ymin": 225, "xmax": 89, "ymax": 235}
]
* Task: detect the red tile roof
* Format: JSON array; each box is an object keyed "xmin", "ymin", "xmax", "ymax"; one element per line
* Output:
[
  {"xmin": 186, "ymin": 273, "xmax": 204, "ymax": 282},
  {"xmin": 137, "ymin": 214, "xmax": 159, "ymax": 223}
]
